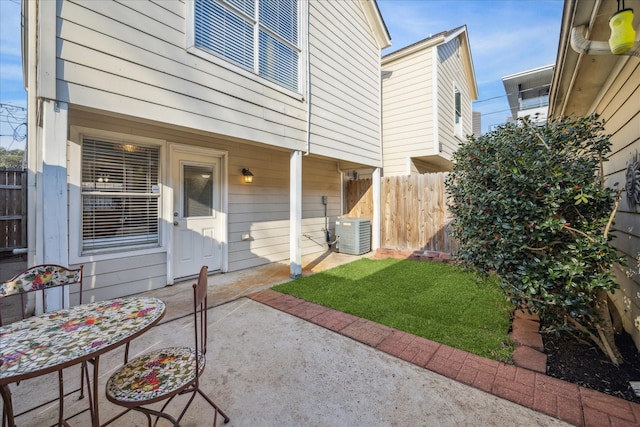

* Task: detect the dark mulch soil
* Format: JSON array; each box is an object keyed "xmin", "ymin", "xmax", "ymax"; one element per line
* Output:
[{"xmin": 543, "ymin": 327, "xmax": 640, "ymax": 403}]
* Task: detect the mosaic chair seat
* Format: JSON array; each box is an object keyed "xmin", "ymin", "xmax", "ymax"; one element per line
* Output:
[
  {"xmin": 104, "ymin": 266, "xmax": 229, "ymax": 426},
  {"xmin": 0, "ymin": 264, "xmax": 88, "ymax": 427}
]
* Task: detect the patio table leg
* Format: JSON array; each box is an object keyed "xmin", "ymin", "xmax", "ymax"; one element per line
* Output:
[
  {"xmin": 92, "ymin": 356, "xmax": 100, "ymax": 427},
  {"xmin": 1, "ymin": 384, "xmax": 15, "ymax": 427}
]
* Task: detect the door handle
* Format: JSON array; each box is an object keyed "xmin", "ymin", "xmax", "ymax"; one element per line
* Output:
[{"xmin": 173, "ymin": 221, "xmax": 179, "ymax": 226}]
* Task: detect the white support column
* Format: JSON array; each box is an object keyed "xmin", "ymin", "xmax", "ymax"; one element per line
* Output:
[
  {"xmin": 290, "ymin": 150, "xmax": 302, "ymax": 278},
  {"xmin": 40, "ymin": 100, "xmax": 69, "ymax": 310},
  {"xmin": 26, "ymin": 0, "xmax": 38, "ymax": 268},
  {"xmin": 372, "ymin": 167, "xmax": 381, "ymax": 251}
]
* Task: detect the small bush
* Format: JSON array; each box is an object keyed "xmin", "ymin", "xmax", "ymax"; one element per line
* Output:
[{"xmin": 446, "ymin": 115, "xmax": 625, "ymax": 364}]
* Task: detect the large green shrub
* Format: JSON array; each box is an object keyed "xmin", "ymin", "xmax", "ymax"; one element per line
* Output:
[{"xmin": 446, "ymin": 115, "xmax": 625, "ymax": 364}]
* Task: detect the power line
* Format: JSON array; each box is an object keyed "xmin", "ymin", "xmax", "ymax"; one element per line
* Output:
[
  {"xmin": 0, "ymin": 103, "xmax": 28, "ymax": 150},
  {"xmin": 477, "ymin": 107, "xmax": 513, "ymax": 117},
  {"xmin": 0, "ymin": 103, "xmax": 27, "ymax": 111},
  {"xmin": 473, "ymin": 94, "xmax": 507, "ymax": 104}
]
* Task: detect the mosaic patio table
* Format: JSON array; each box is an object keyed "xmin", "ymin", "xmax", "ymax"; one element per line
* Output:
[{"xmin": 0, "ymin": 296, "xmax": 165, "ymax": 427}]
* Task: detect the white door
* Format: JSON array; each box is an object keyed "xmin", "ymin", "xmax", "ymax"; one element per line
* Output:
[{"xmin": 172, "ymin": 150, "xmax": 222, "ymax": 279}]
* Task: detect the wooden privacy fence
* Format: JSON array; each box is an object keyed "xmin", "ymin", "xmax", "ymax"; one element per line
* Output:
[
  {"xmin": 1, "ymin": 168, "xmax": 27, "ymax": 253},
  {"xmin": 345, "ymin": 173, "xmax": 457, "ymax": 253}
]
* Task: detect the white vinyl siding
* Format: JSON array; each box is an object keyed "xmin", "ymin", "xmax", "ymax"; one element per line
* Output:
[
  {"xmin": 69, "ymin": 110, "xmax": 342, "ymax": 293},
  {"xmin": 381, "ymin": 46, "xmax": 435, "ymax": 176},
  {"xmin": 56, "ymin": 0, "xmax": 382, "ymax": 166},
  {"xmin": 306, "ymin": 1, "xmax": 382, "ymax": 166},
  {"xmin": 56, "ymin": 0, "xmax": 307, "ymax": 152},
  {"xmin": 437, "ymin": 37, "xmax": 472, "ymax": 159},
  {"xmin": 301, "ymin": 157, "xmax": 342, "ymax": 255},
  {"xmin": 594, "ymin": 60, "xmax": 640, "ymax": 348}
]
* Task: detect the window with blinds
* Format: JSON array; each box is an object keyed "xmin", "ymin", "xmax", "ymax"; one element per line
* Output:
[
  {"xmin": 81, "ymin": 139, "xmax": 161, "ymax": 253},
  {"xmin": 194, "ymin": 0, "xmax": 300, "ymax": 92}
]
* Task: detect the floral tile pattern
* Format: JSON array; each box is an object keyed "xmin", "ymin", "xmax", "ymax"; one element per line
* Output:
[
  {"xmin": 0, "ymin": 297, "xmax": 165, "ymax": 381},
  {"xmin": 0, "ymin": 265, "xmax": 82, "ymax": 296},
  {"xmin": 106, "ymin": 347, "xmax": 206, "ymax": 403}
]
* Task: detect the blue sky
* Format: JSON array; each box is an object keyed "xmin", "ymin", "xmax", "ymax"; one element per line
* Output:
[
  {"xmin": 0, "ymin": 0, "xmax": 563, "ymax": 150},
  {"xmin": 0, "ymin": 0, "xmax": 26, "ymax": 151},
  {"xmin": 377, "ymin": 0, "xmax": 563, "ymax": 133}
]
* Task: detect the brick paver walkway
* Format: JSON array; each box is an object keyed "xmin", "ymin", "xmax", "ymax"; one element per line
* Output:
[{"xmin": 249, "ymin": 289, "xmax": 640, "ymax": 427}]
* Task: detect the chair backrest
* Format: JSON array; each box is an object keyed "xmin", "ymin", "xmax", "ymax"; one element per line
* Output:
[
  {"xmin": 0, "ymin": 264, "xmax": 84, "ymax": 326},
  {"xmin": 192, "ymin": 266, "xmax": 209, "ymax": 377}
]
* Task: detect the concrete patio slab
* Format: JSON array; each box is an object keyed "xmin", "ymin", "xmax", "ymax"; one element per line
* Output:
[{"xmin": 4, "ymin": 298, "xmax": 569, "ymax": 427}]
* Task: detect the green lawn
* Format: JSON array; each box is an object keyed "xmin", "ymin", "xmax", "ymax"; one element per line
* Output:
[{"xmin": 273, "ymin": 258, "xmax": 515, "ymax": 362}]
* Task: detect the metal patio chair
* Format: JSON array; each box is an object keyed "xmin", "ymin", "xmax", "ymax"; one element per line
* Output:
[
  {"xmin": 0, "ymin": 264, "xmax": 89, "ymax": 427},
  {"xmin": 105, "ymin": 265, "xmax": 230, "ymax": 426}
]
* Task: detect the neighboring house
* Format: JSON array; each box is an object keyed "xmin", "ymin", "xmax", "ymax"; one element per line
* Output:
[
  {"xmin": 549, "ymin": 0, "xmax": 640, "ymax": 349},
  {"xmin": 502, "ymin": 64, "xmax": 554, "ymax": 124},
  {"xmin": 472, "ymin": 111, "xmax": 481, "ymax": 137},
  {"xmin": 381, "ymin": 26, "xmax": 478, "ymax": 176},
  {"xmin": 22, "ymin": 0, "xmax": 390, "ymax": 301}
]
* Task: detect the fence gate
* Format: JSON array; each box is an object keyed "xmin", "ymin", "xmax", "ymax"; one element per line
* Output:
[
  {"xmin": 1, "ymin": 168, "xmax": 27, "ymax": 254},
  {"xmin": 345, "ymin": 173, "xmax": 457, "ymax": 253}
]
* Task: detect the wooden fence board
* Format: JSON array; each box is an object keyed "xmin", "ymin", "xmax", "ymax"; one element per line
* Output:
[
  {"xmin": 0, "ymin": 168, "xmax": 27, "ymax": 252},
  {"xmin": 346, "ymin": 173, "xmax": 457, "ymax": 253}
]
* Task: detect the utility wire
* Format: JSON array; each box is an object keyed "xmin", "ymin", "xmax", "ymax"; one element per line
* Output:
[{"xmin": 0, "ymin": 103, "xmax": 27, "ymax": 150}]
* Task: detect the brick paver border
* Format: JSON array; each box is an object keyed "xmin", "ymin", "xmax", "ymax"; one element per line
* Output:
[{"xmin": 249, "ymin": 289, "xmax": 640, "ymax": 427}]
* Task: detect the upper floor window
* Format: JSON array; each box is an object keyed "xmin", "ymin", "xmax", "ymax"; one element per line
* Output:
[
  {"xmin": 454, "ymin": 86, "xmax": 462, "ymax": 137},
  {"xmin": 193, "ymin": 0, "xmax": 300, "ymax": 92}
]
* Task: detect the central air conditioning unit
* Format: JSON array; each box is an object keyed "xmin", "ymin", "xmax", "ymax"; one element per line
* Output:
[{"xmin": 335, "ymin": 217, "xmax": 371, "ymax": 255}]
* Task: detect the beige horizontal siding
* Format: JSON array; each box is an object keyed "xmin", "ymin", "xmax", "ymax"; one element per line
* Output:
[
  {"xmin": 382, "ymin": 41, "xmax": 436, "ymax": 176},
  {"xmin": 595, "ymin": 59, "xmax": 640, "ymax": 348},
  {"xmin": 437, "ymin": 37, "xmax": 471, "ymax": 160},
  {"xmin": 68, "ymin": 109, "xmax": 343, "ymax": 292},
  {"xmin": 307, "ymin": 0, "xmax": 382, "ymax": 166},
  {"xmin": 58, "ymin": 1, "xmax": 307, "ymax": 151},
  {"xmin": 74, "ymin": 252, "xmax": 166, "ymax": 302}
]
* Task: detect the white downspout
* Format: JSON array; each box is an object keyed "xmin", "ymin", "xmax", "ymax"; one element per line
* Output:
[
  {"xmin": 570, "ymin": 25, "xmax": 640, "ymax": 56},
  {"xmin": 570, "ymin": 25, "xmax": 612, "ymax": 55},
  {"xmin": 305, "ymin": 0, "xmax": 311, "ymax": 155},
  {"xmin": 25, "ymin": 0, "xmax": 38, "ymax": 266}
]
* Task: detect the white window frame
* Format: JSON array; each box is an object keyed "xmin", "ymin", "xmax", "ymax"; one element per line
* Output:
[
  {"xmin": 454, "ymin": 84, "xmax": 463, "ymax": 138},
  {"xmin": 69, "ymin": 127, "xmax": 168, "ymax": 264},
  {"xmin": 186, "ymin": 0, "xmax": 306, "ymax": 98}
]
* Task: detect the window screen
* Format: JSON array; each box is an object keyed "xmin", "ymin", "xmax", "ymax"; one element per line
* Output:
[{"xmin": 81, "ymin": 139, "xmax": 160, "ymax": 253}]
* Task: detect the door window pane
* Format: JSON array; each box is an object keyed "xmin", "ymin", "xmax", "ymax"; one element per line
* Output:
[{"xmin": 183, "ymin": 165, "xmax": 214, "ymax": 217}]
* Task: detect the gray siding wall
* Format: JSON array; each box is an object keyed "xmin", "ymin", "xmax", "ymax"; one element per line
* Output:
[
  {"xmin": 302, "ymin": 157, "xmax": 342, "ymax": 255},
  {"xmin": 596, "ymin": 60, "xmax": 640, "ymax": 348},
  {"xmin": 56, "ymin": 1, "xmax": 306, "ymax": 151},
  {"xmin": 55, "ymin": 0, "xmax": 382, "ymax": 166},
  {"xmin": 67, "ymin": 110, "xmax": 341, "ymax": 298},
  {"xmin": 437, "ymin": 37, "xmax": 472, "ymax": 160},
  {"xmin": 307, "ymin": 0, "xmax": 382, "ymax": 166},
  {"xmin": 381, "ymin": 47, "xmax": 435, "ymax": 176}
]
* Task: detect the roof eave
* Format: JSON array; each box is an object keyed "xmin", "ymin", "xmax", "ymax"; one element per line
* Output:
[{"xmin": 360, "ymin": 0, "xmax": 392, "ymax": 50}]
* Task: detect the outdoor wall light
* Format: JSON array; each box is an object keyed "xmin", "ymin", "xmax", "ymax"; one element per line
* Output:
[
  {"xmin": 609, "ymin": 7, "xmax": 636, "ymax": 54},
  {"xmin": 242, "ymin": 168, "xmax": 254, "ymax": 183}
]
